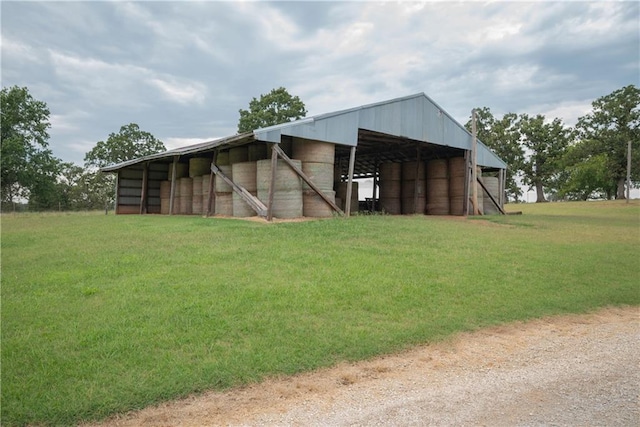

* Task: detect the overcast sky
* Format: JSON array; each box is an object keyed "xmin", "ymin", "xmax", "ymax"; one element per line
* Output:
[{"xmin": 2, "ymin": 0, "xmax": 638, "ymax": 167}]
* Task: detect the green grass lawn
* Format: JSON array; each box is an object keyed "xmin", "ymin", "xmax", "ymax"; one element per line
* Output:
[{"xmin": 2, "ymin": 201, "xmax": 639, "ymax": 426}]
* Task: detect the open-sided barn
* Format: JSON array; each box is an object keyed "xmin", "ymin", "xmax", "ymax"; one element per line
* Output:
[{"xmin": 101, "ymin": 93, "xmax": 507, "ymax": 219}]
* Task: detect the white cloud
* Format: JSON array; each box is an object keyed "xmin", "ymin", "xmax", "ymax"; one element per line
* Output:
[
  {"xmin": 48, "ymin": 50, "xmax": 206, "ymax": 106},
  {"xmin": 148, "ymin": 78, "xmax": 206, "ymax": 105},
  {"xmin": 0, "ymin": 36, "xmax": 42, "ymax": 63},
  {"xmin": 163, "ymin": 136, "xmax": 220, "ymax": 151}
]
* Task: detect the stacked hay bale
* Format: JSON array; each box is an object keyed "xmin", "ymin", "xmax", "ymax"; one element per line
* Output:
[
  {"xmin": 231, "ymin": 161, "xmax": 257, "ymax": 217},
  {"xmin": 160, "ymin": 180, "xmax": 171, "ymax": 214},
  {"xmin": 378, "ymin": 162, "xmax": 402, "ymax": 215},
  {"xmin": 448, "ymin": 157, "xmax": 466, "ymax": 216},
  {"xmin": 191, "ymin": 176, "xmax": 203, "ymax": 215},
  {"xmin": 178, "ymin": 177, "xmax": 193, "ymax": 214},
  {"xmin": 214, "ymin": 152, "xmax": 233, "ymax": 216},
  {"xmin": 256, "ymin": 159, "xmax": 303, "ymax": 219},
  {"xmin": 292, "ymin": 139, "xmax": 336, "ymax": 218},
  {"xmin": 426, "ymin": 159, "xmax": 449, "ymax": 215},
  {"xmin": 401, "ymin": 161, "xmax": 426, "ymax": 214}
]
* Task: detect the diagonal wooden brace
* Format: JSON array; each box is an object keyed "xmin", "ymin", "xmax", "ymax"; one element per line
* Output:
[
  {"xmin": 272, "ymin": 145, "xmax": 344, "ymax": 216},
  {"xmin": 211, "ymin": 163, "xmax": 268, "ymax": 217},
  {"xmin": 477, "ymin": 176, "xmax": 506, "ymax": 215}
]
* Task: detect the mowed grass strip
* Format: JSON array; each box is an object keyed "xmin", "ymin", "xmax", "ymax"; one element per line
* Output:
[{"xmin": 2, "ymin": 201, "xmax": 639, "ymax": 426}]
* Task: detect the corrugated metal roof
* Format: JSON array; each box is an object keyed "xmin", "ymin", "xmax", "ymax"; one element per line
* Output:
[
  {"xmin": 253, "ymin": 93, "xmax": 506, "ymax": 169},
  {"xmin": 101, "ymin": 93, "xmax": 506, "ymax": 172},
  {"xmin": 101, "ymin": 132, "xmax": 254, "ymax": 172}
]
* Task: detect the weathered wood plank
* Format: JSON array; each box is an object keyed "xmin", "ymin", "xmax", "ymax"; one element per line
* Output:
[
  {"xmin": 345, "ymin": 146, "xmax": 356, "ymax": 217},
  {"xmin": 477, "ymin": 176, "xmax": 506, "ymax": 215},
  {"xmin": 267, "ymin": 145, "xmax": 278, "ymax": 221},
  {"xmin": 169, "ymin": 156, "xmax": 178, "ymax": 215}
]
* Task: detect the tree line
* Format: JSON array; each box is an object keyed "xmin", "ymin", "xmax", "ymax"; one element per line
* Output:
[
  {"xmin": 466, "ymin": 85, "xmax": 639, "ymax": 202},
  {"xmin": 1, "ymin": 85, "xmax": 637, "ymax": 211}
]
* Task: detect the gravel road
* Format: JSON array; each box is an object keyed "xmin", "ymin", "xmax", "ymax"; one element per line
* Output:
[{"xmin": 90, "ymin": 306, "xmax": 639, "ymax": 427}]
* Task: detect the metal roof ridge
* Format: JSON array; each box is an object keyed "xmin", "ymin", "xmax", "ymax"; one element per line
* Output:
[{"xmin": 313, "ymin": 92, "xmax": 427, "ymax": 120}]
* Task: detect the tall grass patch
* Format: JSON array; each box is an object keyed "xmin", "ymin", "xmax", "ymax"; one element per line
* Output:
[{"xmin": 2, "ymin": 201, "xmax": 638, "ymax": 425}]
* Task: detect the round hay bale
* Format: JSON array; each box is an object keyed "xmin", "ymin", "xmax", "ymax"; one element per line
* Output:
[
  {"xmin": 257, "ymin": 188, "xmax": 303, "ymax": 219},
  {"xmin": 379, "ymin": 179, "xmax": 401, "ymax": 199},
  {"xmin": 189, "ymin": 157, "xmax": 210, "ymax": 177},
  {"xmin": 401, "ymin": 179, "xmax": 426, "ymax": 214},
  {"xmin": 303, "ymin": 190, "xmax": 335, "ymax": 217},
  {"xmin": 301, "ymin": 162, "xmax": 334, "ymax": 191},
  {"xmin": 214, "ymin": 165, "xmax": 233, "ymax": 193},
  {"xmin": 160, "ymin": 180, "xmax": 171, "ymax": 215},
  {"xmin": 160, "ymin": 180, "xmax": 171, "ymax": 198},
  {"xmin": 450, "ymin": 196, "xmax": 465, "ymax": 216},
  {"xmin": 379, "ymin": 162, "xmax": 402, "ymax": 181},
  {"xmin": 178, "ymin": 177, "xmax": 193, "ymax": 214},
  {"xmin": 402, "ymin": 196, "xmax": 426, "ymax": 215},
  {"xmin": 379, "ymin": 198, "xmax": 402, "ymax": 215},
  {"xmin": 292, "ymin": 139, "xmax": 335, "ymax": 164},
  {"xmin": 448, "ymin": 157, "xmax": 466, "ymax": 178},
  {"xmin": 214, "ymin": 193, "xmax": 233, "ymax": 216},
  {"xmin": 256, "ymin": 159, "xmax": 302, "ymax": 192},
  {"xmin": 402, "ymin": 161, "xmax": 426, "ymax": 181},
  {"xmin": 427, "ymin": 159, "xmax": 448, "ymax": 179},
  {"xmin": 191, "ymin": 176, "xmax": 203, "ymax": 214},
  {"xmin": 256, "ymin": 159, "xmax": 303, "ymax": 218},
  {"xmin": 426, "ymin": 177, "xmax": 449, "ymax": 215},
  {"xmin": 231, "ymin": 161, "xmax": 257, "ymax": 217},
  {"xmin": 232, "ymin": 162, "xmax": 257, "ymax": 192},
  {"xmin": 229, "ymin": 146, "xmax": 249, "ymax": 164},
  {"xmin": 379, "ymin": 162, "xmax": 402, "ymax": 214}
]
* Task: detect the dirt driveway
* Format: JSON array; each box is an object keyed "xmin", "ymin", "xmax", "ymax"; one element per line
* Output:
[{"xmin": 89, "ymin": 306, "xmax": 639, "ymax": 426}]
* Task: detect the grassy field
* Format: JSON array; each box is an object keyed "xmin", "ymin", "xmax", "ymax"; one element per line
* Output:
[{"xmin": 2, "ymin": 201, "xmax": 639, "ymax": 426}]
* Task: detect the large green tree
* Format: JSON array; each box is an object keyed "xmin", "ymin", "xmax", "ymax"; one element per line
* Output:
[
  {"xmin": 466, "ymin": 107, "xmax": 525, "ymax": 202},
  {"xmin": 85, "ymin": 123, "xmax": 166, "ymax": 169},
  {"xmin": 518, "ymin": 115, "xmax": 572, "ymax": 202},
  {"xmin": 1, "ymin": 86, "xmax": 62, "ymax": 209},
  {"xmin": 84, "ymin": 123, "xmax": 165, "ymax": 210},
  {"xmin": 237, "ymin": 87, "xmax": 307, "ymax": 133},
  {"xmin": 575, "ymin": 85, "xmax": 640, "ymax": 199}
]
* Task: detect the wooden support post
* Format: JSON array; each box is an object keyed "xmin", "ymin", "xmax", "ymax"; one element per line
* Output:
[
  {"xmin": 626, "ymin": 140, "xmax": 631, "ymax": 203},
  {"xmin": 206, "ymin": 151, "xmax": 217, "ymax": 217},
  {"xmin": 413, "ymin": 144, "xmax": 421, "ymax": 214},
  {"xmin": 471, "ymin": 109, "xmax": 479, "ymax": 215},
  {"xmin": 267, "ymin": 144, "xmax": 279, "ymax": 221},
  {"xmin": 463, "ymin": 150, "xmax": 470, "ymax": 216},
  {"xmin": 114, "ymin": 171, "xmax": 120, "ymax": 215},
  {"xmin": 371, "ymin": 158, "xmax": 378, "ymax": 212},
  {"xmin": 169, "ymin": 156, "xmax": 178, "ymax": 215},
  {"xmin": 140, "ymin": 162, "xmax": 148, "ymax": 215},
  {"xmin": 345, "ymin": 146, "xmax": 356, "ymax": 217},
  {"xmin": 499, "ymin": 168, "xmax": 506, "ymax": 207}
]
